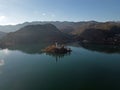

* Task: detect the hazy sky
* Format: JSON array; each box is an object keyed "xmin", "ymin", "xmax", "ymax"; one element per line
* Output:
[{"xmin": 0, "ymin": 0, "xmax": 120, "ymax": 25}]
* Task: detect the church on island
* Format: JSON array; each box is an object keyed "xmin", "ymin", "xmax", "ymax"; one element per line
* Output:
[{"xmin": 43, "ymin": 42, "xmax": 72, "ymax": 54}]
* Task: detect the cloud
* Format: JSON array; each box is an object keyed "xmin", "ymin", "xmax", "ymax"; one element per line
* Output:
[{"xmin": 0, "ymin": 16, "xmax": 6, "ymax": 21}]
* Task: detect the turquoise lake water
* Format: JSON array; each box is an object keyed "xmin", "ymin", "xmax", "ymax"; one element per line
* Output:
[{"xmin": 0, "ymin": 45, "xmax": 120, "ymax": 90}]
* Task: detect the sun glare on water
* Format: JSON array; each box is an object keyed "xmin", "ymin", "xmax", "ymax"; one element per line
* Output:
[{"xmin": 2, "ymin": 48, "xmax": 9, "ymax": 55}]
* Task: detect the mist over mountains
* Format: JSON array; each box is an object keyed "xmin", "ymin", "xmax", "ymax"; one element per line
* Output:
[{"xmin": 0, "ymin": 21, "xmax": 114, "ymax": 33}]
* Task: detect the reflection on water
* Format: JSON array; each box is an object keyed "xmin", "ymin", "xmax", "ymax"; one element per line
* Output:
[
  {"xmin": 2, "ymin": 44, "xmax": 72, "ymax": 61},
  {"xmin": 3, "ymin": 44, "xmax": 49, "ymax": 54},
  {"xmin": 0, "ymin": 44, "xmax": 120, "ymax": 89},
  {"xmin": 79, "ymin": 43, "xmax": 120, "ymax": 54},
  {"xmin": 2, "ymin": 48, "xmax": 9, "ymax": 55},
  {"xmin": 45, "ymin": 52, "xmax": 71, "ymax": 62},
  {"xmin": 0, "ymin": 59, "xmax": 4, "ymax": 66},
  {"xmin": 0, "ymin": 59, "xmax": 4, "ymax": 74},
  {"xmin": 1, "ymin": 43, "xmax": 120, "ymax": 55}
]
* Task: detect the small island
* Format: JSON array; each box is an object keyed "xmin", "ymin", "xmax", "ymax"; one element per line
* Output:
[{"xmin": 43, "ymin": 42, "xmax": 72, "ymax": 54}]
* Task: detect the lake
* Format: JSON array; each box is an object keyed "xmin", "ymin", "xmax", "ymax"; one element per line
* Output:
[{"xmin": 0, "ymin": 44, "xmax": 120, "ymax": 90}]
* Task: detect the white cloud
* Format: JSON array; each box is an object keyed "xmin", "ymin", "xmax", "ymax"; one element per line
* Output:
[{"xmin": 0, "ymin": 16, "xmax": 6, "ymax": 21}]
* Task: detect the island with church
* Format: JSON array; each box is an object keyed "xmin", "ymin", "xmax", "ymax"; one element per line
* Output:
[{"xmin": 43, "ymin": 42, "xmax": 72, "ymax": 54}]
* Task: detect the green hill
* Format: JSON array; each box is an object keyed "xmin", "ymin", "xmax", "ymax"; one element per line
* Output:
[
  {"xmin": 75, "ymin": 24, "xmax": 120, "ymax": 45},
  {"xmin": 0, "ymin": 24, "xmax": 71, "ymax": 47}
]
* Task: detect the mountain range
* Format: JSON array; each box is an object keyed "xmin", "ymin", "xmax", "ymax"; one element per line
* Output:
[
  {"xmin": 0, "ymin": 21, "xmax": 104, "ymax": 33},
  {"xmin": 0, "ymin": 24, "xmax": 72, "ymax": 47},
  {"xmin": 0, "ymin": 21, "xmax": 120, "ymax": 47}
]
